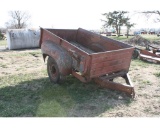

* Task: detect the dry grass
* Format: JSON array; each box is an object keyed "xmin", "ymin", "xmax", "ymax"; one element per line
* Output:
[
  {"xmin": 101, "ymin": 59, "xmax": 160, "ymax": 117},
  {"xmin": 0, "ymin": 49, "xmax": 160, "ymax": 117},
  {"xmin": 141, "ymin": 35, "xmax": 160, "ymax": 43}
]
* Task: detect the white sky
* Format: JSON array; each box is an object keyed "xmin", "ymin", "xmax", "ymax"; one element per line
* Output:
[{"xmin": 0, "ymin": 0, "xmax": 160, "ymax": 30}]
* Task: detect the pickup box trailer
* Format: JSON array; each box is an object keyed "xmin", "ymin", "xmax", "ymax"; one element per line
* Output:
[{"xmin": 39, "ymin": 28, "xmax": 135, "ymax": 97}]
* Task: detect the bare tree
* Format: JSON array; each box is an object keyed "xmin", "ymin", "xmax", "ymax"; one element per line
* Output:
[
  {"xmin": 5, "ymin": 11, "xmax": 31, "ymax": 29},
  {"xmin": 141, "ymin": 10, "xmax": 160, "ymax": 22}
]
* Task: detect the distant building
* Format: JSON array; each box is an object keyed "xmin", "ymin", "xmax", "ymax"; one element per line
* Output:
[
  {"xmin": 148, "ymin": 29, "xmax": 156, "ymax": 34},
  {"xmin": 134, "ymin": 31, "xmax": 140, "ymax": 35},
  {"xmin": 106, "ymin": 32, "xmax": 112, "ymax": 36},
  {"xmin": 140, "ymin": 30, "xmax": 147, "ymax": 34},
  {"xmin": 105, "ymin": 28, "xmax": 116, "ymax": 36}
]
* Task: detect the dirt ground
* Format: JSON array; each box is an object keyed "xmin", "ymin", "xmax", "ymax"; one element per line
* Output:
[{"xmin": 0, "ymin": 48, "xmax": 160, "ymax": 117}]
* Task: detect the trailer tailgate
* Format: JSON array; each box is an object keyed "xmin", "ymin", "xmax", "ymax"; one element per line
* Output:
[{"xmin": 89, "ymin": 48, "xmax": 134, "ymax": 78}]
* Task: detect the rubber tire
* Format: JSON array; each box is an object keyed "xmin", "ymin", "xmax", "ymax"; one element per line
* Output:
[
  {"xmin": 47, "ymin": 56, "xmax": 60, "ymax": 83},
  {"xmin": 132, "ymin": 49, "xmax": 139, "ymax": 59}
]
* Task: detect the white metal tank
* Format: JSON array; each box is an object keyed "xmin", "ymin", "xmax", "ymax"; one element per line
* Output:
[{"xmin": 7, "ymin": 29, "xmax": 40, "ymax": 50}]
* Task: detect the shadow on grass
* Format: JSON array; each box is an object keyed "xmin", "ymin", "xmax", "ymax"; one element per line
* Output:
[{"xmin": 0, "ymin": 75, "xmax": 133, "ymax": 117}]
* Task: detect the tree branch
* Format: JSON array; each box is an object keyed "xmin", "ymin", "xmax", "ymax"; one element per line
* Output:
[{"xmin": 7, "ymin": 10, "xmax": 31, "ymax": 29}]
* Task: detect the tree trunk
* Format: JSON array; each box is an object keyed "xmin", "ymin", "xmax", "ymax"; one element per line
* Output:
[
  {"xmin": 18, "ymin": 19, "xmax": 21, "ymax": 29},
  {"xmin": 118, "ymin": 26, "xmax": 121, "ymax": 37},
  {"xmin": 116, "ymin": 26, "xmax": 119, "ymax": 37},
  {"xmin": 127, "ymin": 29, "xmax": 129, "ymax": 38},
  {"xmin": 126, "ymin": 27, "xmax": 131, "ymax": 38}
]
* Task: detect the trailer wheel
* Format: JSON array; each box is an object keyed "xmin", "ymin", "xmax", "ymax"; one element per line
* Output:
[
  {"xmin": 47, "ymin": 56, "xmax": 60, "ymax": 83},
  {"xmin": 132, "ymin": 49, "xmax": 139, "ymax": 59}
]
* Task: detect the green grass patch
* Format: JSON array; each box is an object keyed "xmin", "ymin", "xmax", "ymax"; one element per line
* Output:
[
  {"xmin": 131, "ymin": 59, "xmax": 149, "ymax": 67},
  {"xmin": 0, "ymin": 40, "xmax": 7, "ymax": 46},
  {"xmin": 141, "ymin": 35, "xmax": 160, "ymax": 43},
  {"xmin": 131, "ymin": 59, "xmax": 159, "ymax": 68},
  {"xmin": 142, "ymin": 80, "xmax": 152, "ymax": 85},
  {"xmin": 0, "ymin": 72, "xmax": 50, "ymax": 117},
  {"xmin": 0, "ymin": 72, "xmax": 132, "ymax": 117},
  {"xmin": 0, "ymin": 63, "xmax": 7, "ymax": 68},
  {"xmin": 108, "ymin": 36, "xmax": 133, "ymax": 41},
  {"xmin": 154, "ymin": 72, "xmax": 160, "ymax": 77}
]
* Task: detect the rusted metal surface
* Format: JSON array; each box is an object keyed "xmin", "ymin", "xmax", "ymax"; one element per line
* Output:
[
  {"xmin": 39, "ymin": 28, "xmax": 89, "ymax": 76},
  {"xmin": 39, "ymin": 27, "xmax": 135, "ymax": 97},
  {"xmin": 72, "ymin": 70, "xmax": 89, "ymax": 83},
  {"xmin": 41, "ymin": 41, "xmax": 72, "ymax": 76},
  {"xmin": 89, "ymin": 48, "xmax": 134, "ymax": 78},
  {"xmin": 140, "ymin": 49, "xmax": 160, "ymax": 58},
  {"xmin": 94, "ymin": 73, "xmax": 135, "ymax": 98},
  {"xmin": 139, "ymin": 49, "xmax": 160, "ymax": 64},
  {"xmin": 147, "ymin": 44, "xmax": 160, "ymax": 55},
  {"xmin": 76, "ymin": 28, "xmax": 132, "ymax": 52},
  {"xmin": 139, "ymin": 45, "xmax": 160, "ymax": 64},
  {"xmin": 139, "ymin": 54, "xmax": 160, "ymax": 64},
  {"xmin": 133, "ymin": 45, "xmax": 160, "ymax": 64}
]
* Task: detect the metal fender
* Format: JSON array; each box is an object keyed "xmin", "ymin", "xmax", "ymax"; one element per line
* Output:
[{"xmin": 41, "ymin": 40, "xmax": 72, "ymax": 76}]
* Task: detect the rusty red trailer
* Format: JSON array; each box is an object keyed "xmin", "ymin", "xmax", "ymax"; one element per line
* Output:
[
  {"xmin": 39, "ymin": 28, "xmax": 135, "ymax": 97},
  {"xmin": 140, "ymin": 45, "xmax": 160, "ymax": 64},
  {"xmin": 133, "ymin": 45, "xmax": 160, "ymax": 64}
]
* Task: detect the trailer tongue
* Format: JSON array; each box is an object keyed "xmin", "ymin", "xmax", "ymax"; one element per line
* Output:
[{"xmin": 94, "ymin": 73, "xmax": 135, "ymax": 98}]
